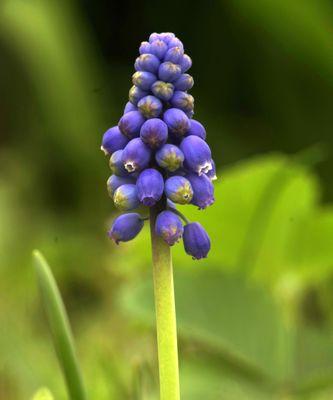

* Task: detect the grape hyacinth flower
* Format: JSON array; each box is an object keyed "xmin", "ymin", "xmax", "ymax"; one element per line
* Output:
[{"xmin": 100, "ymin": 33, "xmax": 218, "ymax": 400}]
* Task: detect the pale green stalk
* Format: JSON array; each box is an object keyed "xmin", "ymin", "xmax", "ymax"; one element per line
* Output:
[{"xmin": 150, "ymin": 206, "xmax": 180, "ymax": 400}]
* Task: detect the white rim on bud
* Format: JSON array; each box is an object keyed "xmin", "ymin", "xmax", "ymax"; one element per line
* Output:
[{"xmin": 198, "ymin": 161, "xmax": 213, "ymax": 175}]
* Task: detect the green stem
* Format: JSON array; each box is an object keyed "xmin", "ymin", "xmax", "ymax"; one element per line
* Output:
[{"xmin": 150, "ymin": 205, "xmax": 180, "ymax": 400}]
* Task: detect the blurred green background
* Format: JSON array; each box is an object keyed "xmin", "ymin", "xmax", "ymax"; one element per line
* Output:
[{"xmin": 1, "ymin": 0, "xmax": 333, "ymax": 399}]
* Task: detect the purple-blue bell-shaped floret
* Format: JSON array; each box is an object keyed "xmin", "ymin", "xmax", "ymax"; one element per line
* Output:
[
  {"xmin": 186, "ymin": 173, "xmax": 215, "ymax": 209},
  {"xmin": 129, "ymin": 85, "xmax": 149, "ymax": 105},
  {"xmin": 155, "ymin": 210, "xmax": 184, "ymax": 246},
  {"xmin": 159, "ymin": 32, "xmax": 175, "ymax": 44},
  {"xmin": 183, "ymin": 222, "xmax": 211, "ymax": 259},
  {"xmin": 109, "ymin": 150, "xmax": 129, "ymax": 177},
  {"xmin": 149, "ymin": 39, "xmax": 168, "ymax": 59},
  {"xmin": 205, "ymin": 159, "xmax": 217, "ymax": 181},
  {"xmin": 186, "ymin": 119, "xmax": 207, "ymax": 140},
  {"xmin": 139, "ymin": 41, "xmax": 151, "ymax": 54},
  {"xmin": 107, "ymin": 175, "xmax": 135, "ymax": 197},
  {"xmin": 132, "ymin": 71, "xmax": 157, "ymax": 91},
  {"xmin": 164, "ymin": 46, "xmax": 184, "ymax": 64},
  {"xmin": 165, "ymin": 176, "xmax": 193, "ymax": 204},
  {"xmin": 118, "ymin": 111, "xmax": 145, "ymax": 139},
  {"xmin": 168, "ymin": 37, "xmax": 184, "ymax": 51},
  {"xmin": 149, "ymin": 32, "xmax": 162, "ymax": 43},
  {"xmin": 163, "ymin": 108, "xmax": 190, "ymax": 137},
  {"xmin": 137, "ymin": 95, "xmax": 163, "ymax": 119},
  {"xmin": 122, "ymin": 138, "xmax": 151, "ymax": 173},
  {"xmin": 137, "ymin": 168, "xmax": 164, "ymax": 206},
  {"xmin": 158, "ymin": 62, "xmax": 182, "ymax": 83},
  {"xmin": 173, "ymin": 74, "xmax": 194, "ymax": 91},
  {"xmin": 113, "ymin": 184, "xmax": 140, "ymax": 211},
  {"xmin": 108, "ymin": 213, "xmax": 144, "ymax": 244},
  {"xmin": 140, "ymin": 118, "xmax": 168, "ymax": 149},
  {"xmin": 135, "ymin": 54, "xmax": 160, "ymax": 73},
  {"xmin": 151, "ymin": 81, "xmax": 174, "ymax": 101},
  {"xmin": 170, "ymin": 91, "xmax": 194, "ymax": 113},
  {"xmin": 180, "ymin": 135, "xmax": 212, "ymax": 175},
  {"xmin": 155, "ymin": 144, "xmax": 184, "ymax": 172},
  {"xmin": 101, "ymin": 126, "xmax": 129, "ymax": 155},
  {"xmin": 124, "ymin": 101, "xmax": 137, "ymax": 114},
  {"xmin": 180, "ymin": 54, "xmax": 192, "ymax": 73}
]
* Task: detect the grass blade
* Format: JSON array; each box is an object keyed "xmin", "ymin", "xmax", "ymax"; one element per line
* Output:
[{"xmin": 33, "ymin": 250, "xmax": 87, "ymax": 400}]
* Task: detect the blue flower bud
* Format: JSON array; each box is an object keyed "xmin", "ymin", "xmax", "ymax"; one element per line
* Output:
[
  {"xmin": 180, "ymin": 54, "xmax": 192, "ymax": 72},
  {"xmin": 135, "ymin": 54, "xmax": 160, "ymax": 73},
  {"xmin": 205, "ymin": 159, "xmax": 217, "ymax": 181},
  {"xmin": 132, "ymin": 71, "xmax": 157, "ymax": 91},
  {"xmin": 139, "ymin": 41, "xmax": 151, "ymax": 54},
  {"xmin": 149, "ymin": 39, "xmax": 168, "ymax": 59},
  {"xmin": 129, "ymin": 85, "xmax": 149, "ymax": 105},
  {"xmin": 140, "ymin": 118, "xmax": 168, "ymax": 149},
  {"xmin": 122, "ymin": 138, "xmax": 151, "ymax": 173},
  {"xmin": 158, "ymin": 32, "xmax": 175, "ymax": 44},
  {"xmin": 109, "ymin": 150, "xmax": 128, "ymax": 177},
  {"xmin": 173, "ymin": 73, "xmax": 194, "ymax": 91},
  {"xmin": 163, "ymin": 108, "xmax": 190, "ymax": 136},
  {"xmin": 113, "ymin": 184, "xmax": 140, "ymax": 211},
  {"xmin": 155, "ymin": 210, "xmax": 183, "ymax": 246},
  {"xmin": 137, "ymin": 95, "xmax": 163, "ymax": 118},
  {"xmin": 165, "ymin": 176, "xmax": 193, "ymax": 204},
  {"xmin": 180, "ymin": 135, "xmax": 212, "ymax": 175},
  {"xmin": 137, "ymin": 168, "xmax": 164, "ymax": 206},
  {"xmin": 101, "ymin": 126, "xmax": 129, "ymax": 155},
  {"xmin": 168, "ymin": 37, "xmax": 184, "ymax": 51},
  {"xmin": 149, "ymin": 32, "xmax": 161, "ymax": 43},
  {"xmin": 164, "ymin": 46, "xmax": 184, "ymax": 64},
  {"xmin": 124, "ymin": 101, "xmax": 137, "ymax": 114},
  {"xmin": 118, "ymin": 111, "xmax": 145, "ymax": 139},
  {"xmin": 107, "ymin": 175, "xmax": 135, "ymax": 197},
  {"xmin": 151, "ymin": 81, "xmax": 174, "ymax": 101},
  {"xmin": 183, "ymin": 222, "xmax": 211, "ymax": 259},
  {"xmin": 186, "ymin": 119, "xmax": 206, "ymax": 140},
  {"xmin": 155, "ymin": 144, "xmax": 184, "ymax": 172},
  {"xmin": 170, "ymin": 91, "xmax": 194, "ymax": 113},
  {"xmin": 186, "ymin": 173, "xmax": 214, "ymax": 209},
  {"xmin": 108, "ymin": 213, "xmax": 144, "ymax": 244},
  {"xmin": 158, "ymin": 62, "xmax": 181, "ymax": 83}
]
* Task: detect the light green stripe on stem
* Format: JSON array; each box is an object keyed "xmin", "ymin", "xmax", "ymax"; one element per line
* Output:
[
  {"xmin": 150, "ymin": 205, "xmax": 180, "ymax": 400},
  {"xmin": 33, "ymin": 250, "xmax": 87, "ymax": 400}
]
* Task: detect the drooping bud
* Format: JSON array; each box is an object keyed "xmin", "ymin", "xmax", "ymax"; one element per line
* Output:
[
  {"xmin": 108, "ymin": 213, "xmax": 144, "ymax": 244},
  {"xmin": 179, "ymin": 54, "xmax": 192, "ymax": 72},
  {"xmin": 113, "ymin": 184, "xmax": 140, "ymax": 211},
  {"xmin": 164, "ymin": 46, "xmax": 184, "ymax": 64},
  {"xmin": 186, "ymin": 119, "xmax": 206, "ymax": 140},
  {"xmin": 132, "ymin": 71, "xmax": 157, "ymax": 91},
  {"xmin": 139, "ymin": 41, "xmax": 151, "ymax": 54},
  {"xmin": 158, "ymin": 62, "xmax": 182, "ymax": 83},
  {"xmin": 137, "ymin": 168, "xmax": 164, "ymax": 206},
  {"xmin": 155, "ymin": 144, "xmax": 184, "ymax": 172},
  {"xmin": 123, "ymin": 101, "xmax": 137, "ymax": 114},
  {"xmin": 149, "ymin": 32, "xmax": 161, "ymax": 43},
  {"xmin": 170, "ymin": 91, "xmax": 194, "ymax": 113},
  {"xmin": 137, "ymin": 95, "xmax": 163, "ymax": 118},
  {"xmin": 173, "ymin": 73, "xmax": 194, "ymax": 91},
  {"xmin": 183, "ymin": 222, "xmax": 211, "ymax": 259},
  {"xmin": 109, "ymin": 150, "xmax": 128, "ymax": 177},
  {"xmin": 165, "ymin": 176, "xmax": 193, "ymax": 204},
  {"xmin": 168, "ymin": 37, "xmax": 184, "ymax": 51},
  {"xmin": 158, "ymin": 32, "xmax": 175, "ymax": 44},
  {"xmin": 149, "ymin": 39, "xmax": 168, "ymax": 59},
  {"xmin": 122, "ymin": 138, "xmax": 151, "ymax": 173},
  {"xmin": 107, "ymin": 175, "xmax": 135, "ymax": 197},
  {"xmin": 163, "ymin": 108, "xmax": 190, "ymax": 137},
  {"xmin": 135, "ymin": 54, "xmax": 160, "ymax": 73},
  {"xmin": 186, "ymin": 173, "xmax": 215, "ymax": 209},
  {"xmin": 180, "ymin": 135, "xmax": 212, "ymax": 175},
  {"xmin": 155, "ymin": 210, "xmax": 183, "ymax": 246},
  {"xmin": 151, "ymin": 81, "xmax": 174, "ymax": 101},
  {"xmin": 129, "ymin": 85, "xmax": 149, "ymax": 105},
  {"xmin": 101, "ymin": 126, "xmax": 128, "ymax": 155},
  {"xmin": 118, "ymin": 111, "xmax": 145, "ymax": 139},
  {"xmin": 140, "ymin": 118, "xmax": 168, "ymax": 149}
]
